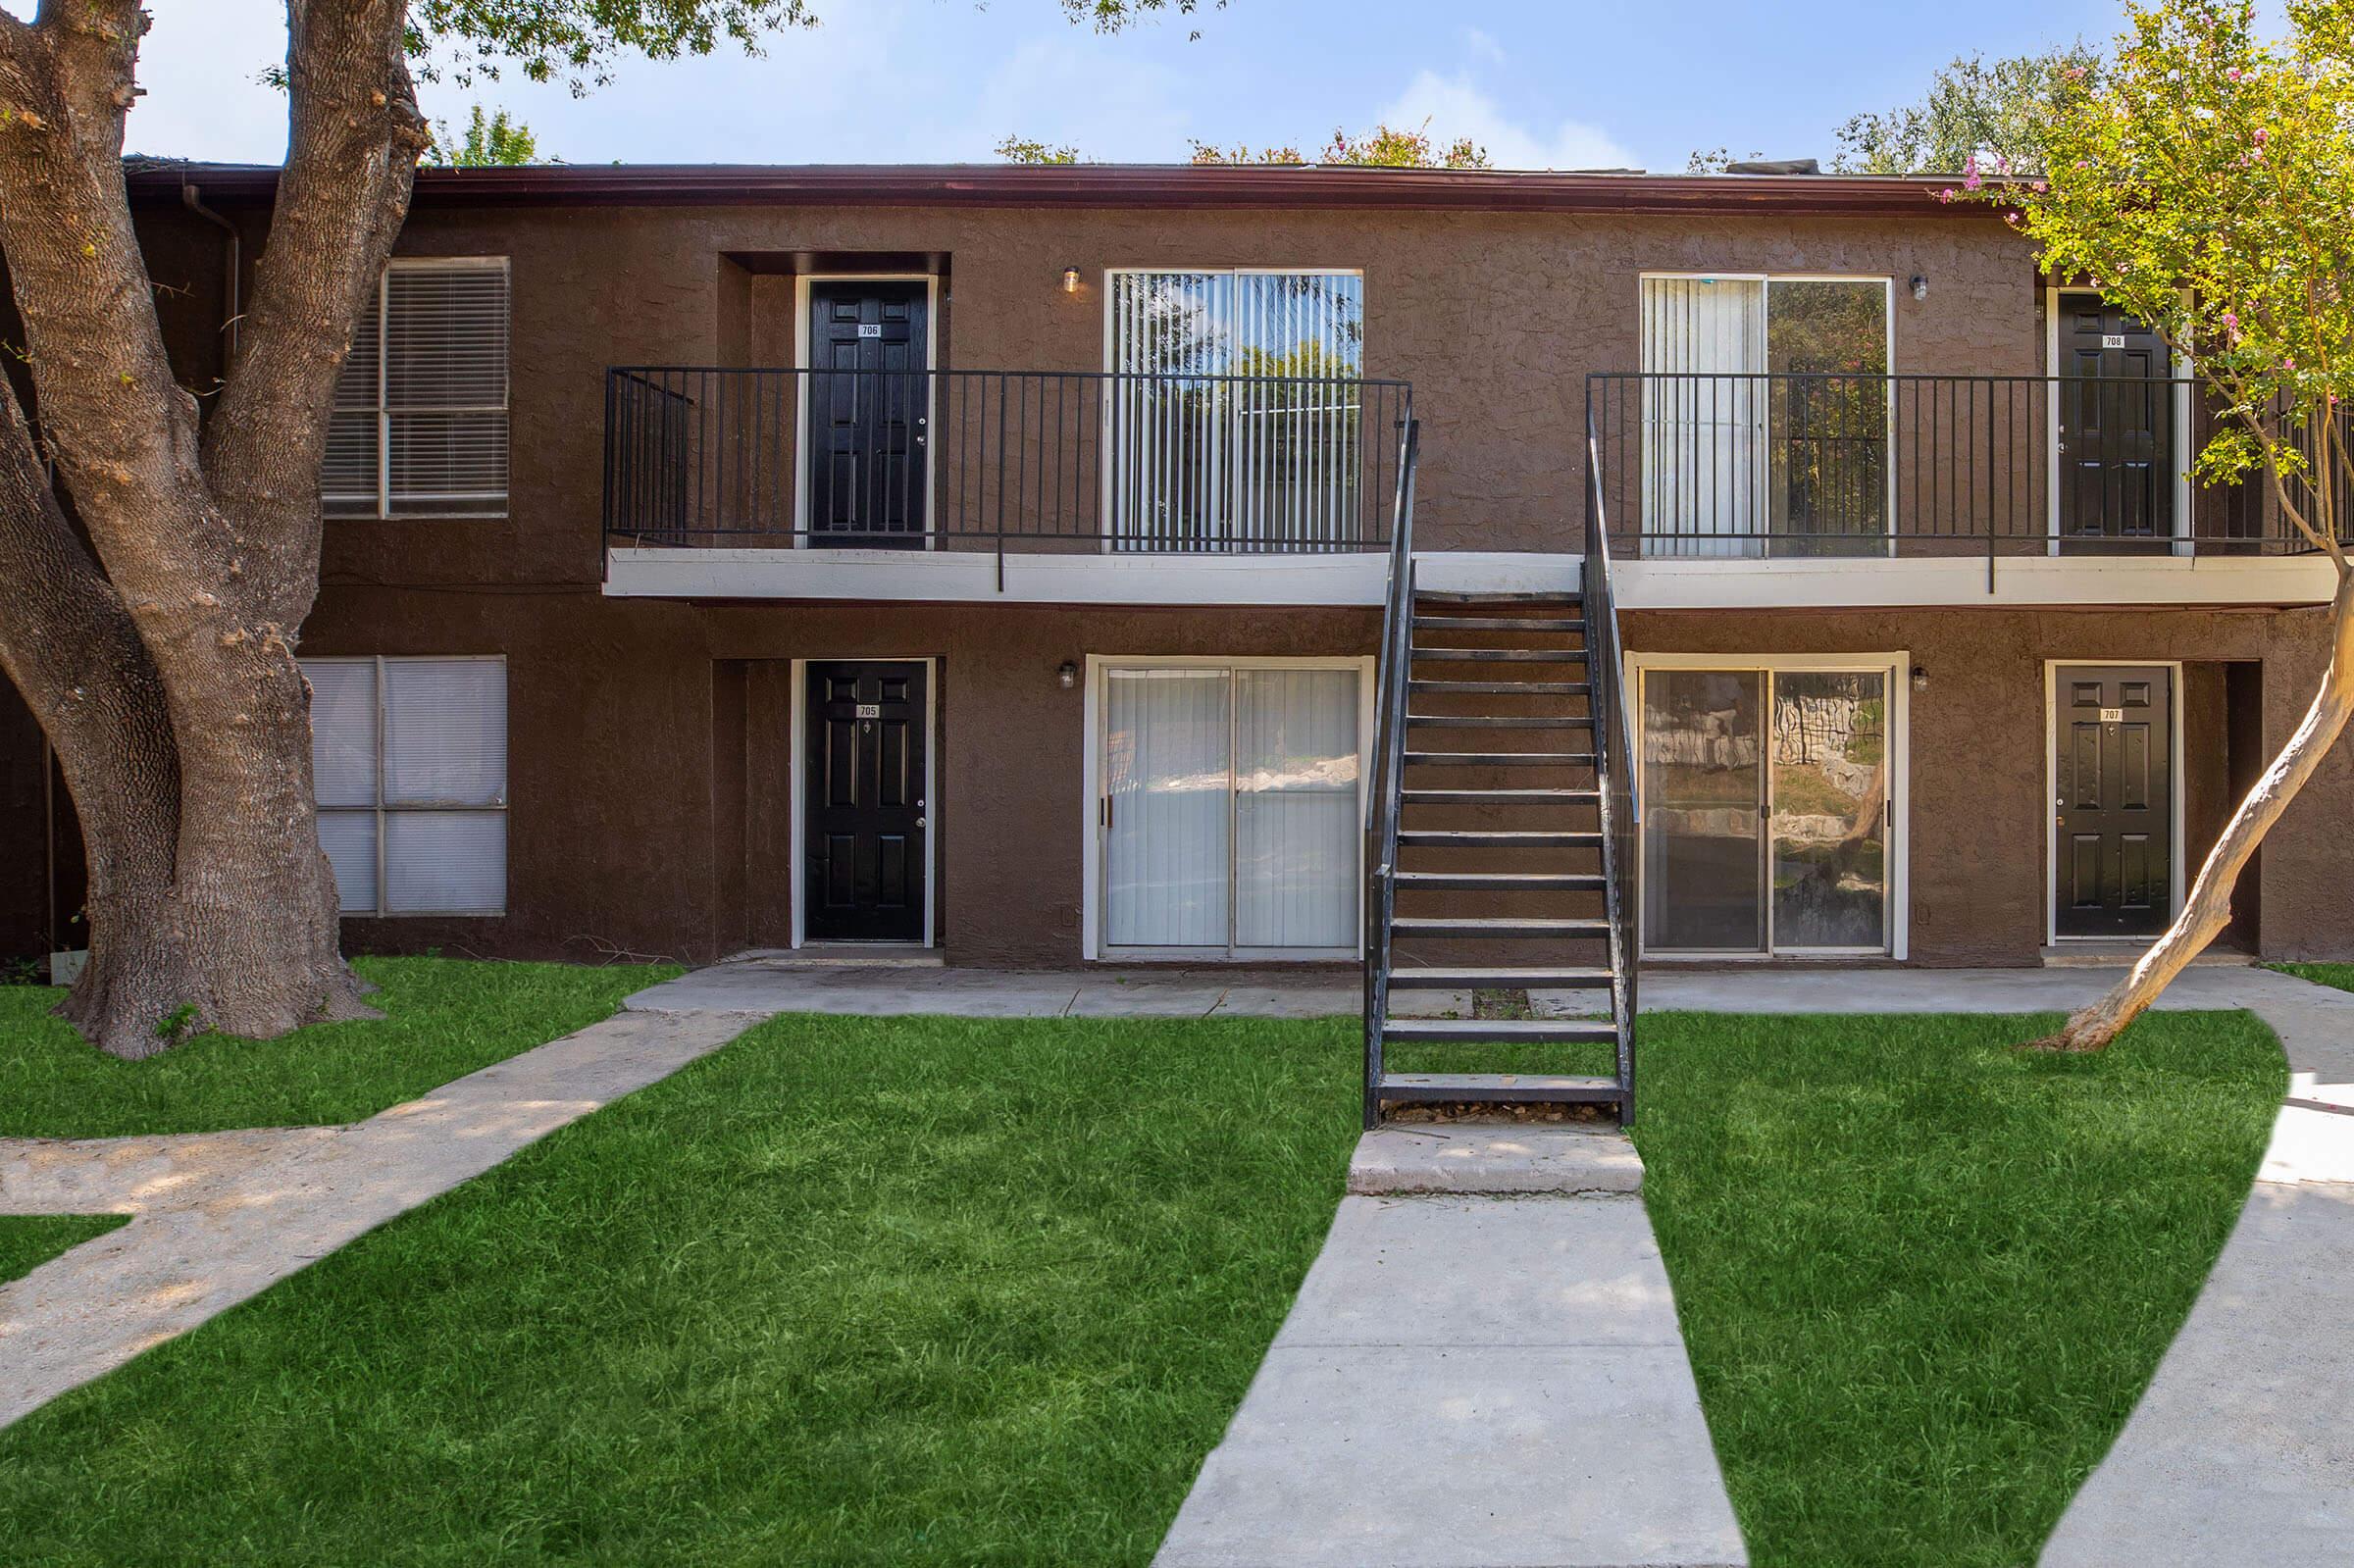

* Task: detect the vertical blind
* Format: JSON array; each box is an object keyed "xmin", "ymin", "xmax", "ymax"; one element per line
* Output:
[
  {"xmin": 304, "ymin": 657, "xmax": 508, "ymax": 915},
  {"xmin": 1640, "ymin": 277, "xmax": 1766, "ymax": 556},
  {"xmin": 1107, "ymin": 270, "xmax": 1365, "ymax": 551},
  {"xmin": 326, "ymin": 259, "xmax": 511, "ymax": 518},
  {"xmin": 1102, "ymin": 663, "xmax": 1360, "ymax": 952}
]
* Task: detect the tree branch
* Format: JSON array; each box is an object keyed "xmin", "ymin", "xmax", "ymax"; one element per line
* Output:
[{"xmin": 203, "ymin": 0, "xmax": 428, "ymax": 626}]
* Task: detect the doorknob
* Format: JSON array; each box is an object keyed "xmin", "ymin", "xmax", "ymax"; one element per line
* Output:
[{"xmin": 916, "ymin": 816, "xmax": 928, "ymax": 828}]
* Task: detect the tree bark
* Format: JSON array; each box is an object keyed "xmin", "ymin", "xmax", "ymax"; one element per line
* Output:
[
  {"xmin": 0, "ymin": 1, "xmax": 423, "ymax": 1050},
  {"xmin": 2033, "ymin": 565, "xmax": 2354, "ymax": 1051}
]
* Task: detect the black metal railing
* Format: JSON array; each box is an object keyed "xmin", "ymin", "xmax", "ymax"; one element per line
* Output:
[
  {"xmin": 1360, "ymin": 419, "xmax": 1419, "ymax": 1131},
  {"xmin": 1584, "ymin": 373, "xmax": 2336, "ymax": 578},
  {"xmin": 1583, "ymin": 407, "xmax": 1638, "ymax": 1128},
  {"xmin": 605, "ymin": 367, "xmax": 1413, "ymax": 574}
]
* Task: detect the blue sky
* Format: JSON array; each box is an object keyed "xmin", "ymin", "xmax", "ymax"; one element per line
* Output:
[{"xmin": 118, "ymin": 0, "xmax": 2124, "ymax": 172}]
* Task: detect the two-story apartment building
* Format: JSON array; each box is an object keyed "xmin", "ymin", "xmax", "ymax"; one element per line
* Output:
[{"xmin": 2, "ymin": 161, "xmax": 2347, "ymax": 976}]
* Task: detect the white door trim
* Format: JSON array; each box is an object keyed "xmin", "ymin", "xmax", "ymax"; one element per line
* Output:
[
  {"xmin": 1081, "ymin": 652, "xmax": 1376, "ymax": 963},
  {"xmin": 793, "ymin": 272, "xmax": 942, "ymax": 550},
  {"xmin": 2043, "ymin": 659, "xmax": 2187, "ymax": 945},
  {"xmin": 789, "ymin": 655, "xmax": 940, "ymax": 950},
  {"xmin": 2043, "ymin": 284, "xmax": 2194, "ymax": 558},
  {"xmin": 1623, "ymin": 650, "xmax": 1912, "ymax": 962}
]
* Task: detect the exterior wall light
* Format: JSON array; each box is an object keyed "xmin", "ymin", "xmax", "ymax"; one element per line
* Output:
[
  {"xmin": 1910, "ymin": 276, "xmax": 1929, "ymax": 302},
  {"xmin": 1912, "ymin": 665, "xmax": 1929, "ymax": 694},
  {"xmin": 1057, "ymin": 660, "xmax": 1079, "ymax": 689},
  {"xmin": 1061, "ymin": 266, "xmax": 1082, "ymax": 294}
]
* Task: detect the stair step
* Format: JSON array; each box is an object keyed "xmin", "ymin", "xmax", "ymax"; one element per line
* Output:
[
  {"xmin": 1409, "ymin": 679, "xmax": 1592, "ymax": 696},
  {"xmin": 1387, "ymin": 966, "xmax": 1615, "ymax": 988},
  {"xmin": 1401, "ymin": 787, "xmax": 1600, "ymax": 804},
  {"xmin": 1397, "ymin": 829, "xmax": 1603, "ymax": 848},
  {"xmin": 1404, "ymin": 751, "xmax": 1598, "ymax": 767},
  {"xmin": 1392, "ymin": 916, "xmax": 1612, "ymax": 937},
  {"xmin": 1411, "ymin": 616, "xmax": 1585, "ymax": 632},
  {"xmin": 1407, "ymin": 714, "xmax": 1594, "ymax": 729},
  {"xmin": 1383, "ymin": 1018, "xmax": 1620, "ymax": 1043},
  {"xmin": 1394, "ymin": 871, "xmax": 1606, "ymax": 891},
  {"xmin": 1411, "ymin": 648, "xmax": 1588, "ymax": 664},
  {"xmin": 1375, "ymin": 1073, "xmax": 1622, "ymax": 1104},
  {"xmin": 1415, "ymin": 591, "xmax": 1583, "ymax": 606}
]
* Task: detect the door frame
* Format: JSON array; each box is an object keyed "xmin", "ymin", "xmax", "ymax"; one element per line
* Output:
[
  {"xmin": 2043, "ymin": 285, "xmax": 2194, "ymax": 558},
  {"xmin": 789, "ymin": 656, "xmax": 940, "ymax": 948},
  {"xmin": 1623, "ymin": 649, "xmax": 1912, "ymax": 961},
  {"xmin": 1079, "ymin": 651, "xmax": 1377, "ymax": 962},
  {"xmin": 793, "ymin": 273, "xmax": 942, "ymax": 551},
  {"xmin": 2043, "ymin": 658, "xmax": 2186, "ymax": 944}
]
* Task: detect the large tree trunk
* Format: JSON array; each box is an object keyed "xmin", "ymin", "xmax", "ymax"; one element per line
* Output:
[
  {"xmin": 0, "ymin": 1, "xmax": 421, "ymax": 1053},
  {"xmin": 2034, "ymin": 566, "xmax": 2354, "ymax": 1051}
]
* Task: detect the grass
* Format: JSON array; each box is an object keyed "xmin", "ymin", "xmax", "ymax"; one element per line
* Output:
[
  {"xmin": 0, "ymin": 955, "xmax": 679, "ymax": 1139},
  {"xmin": 0, "ymin": 1007, "xmax": 2283, "ymax": 1566},
  {"xmin": 1635, "ymin": 1009, "xmax": 2281, "ymax": 1568},
  {"xmin": 2266, "ymin": 960, "xmax": 2354, "ymax": 993},
  {"xmin": 0, "ymin": 1216, "xmax": 128, "ymax": 1289}
]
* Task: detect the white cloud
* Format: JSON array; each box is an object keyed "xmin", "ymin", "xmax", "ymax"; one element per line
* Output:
[
  {"xmin": 1462, "ymin": 28, "xmax": 1509, "ymax": 68},
  {"xmin": 1377, "ymin": 69, "xmax": 1637, "ymax": 172}
]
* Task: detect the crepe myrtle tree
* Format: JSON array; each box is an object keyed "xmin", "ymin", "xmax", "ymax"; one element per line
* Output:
[
  {"xmin": 0, "ymin": 0, "xmax": 1213, "ymax": 1060},
  {"xmin": 1964, "ymin": 0, "xmax": 2354, "ymax": 1049}
]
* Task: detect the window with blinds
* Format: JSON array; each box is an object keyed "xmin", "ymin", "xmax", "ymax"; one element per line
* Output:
[
  {"xmin": 325, "ymin": 258, "xmax": 510, "ymax": 518},
  {"xmin": 1105, "ymin": 269, "xmax": 1366, "ymax": 551},
  {"xmin": 304, "ymin": 657, "xmax": 508, "ymax": 916}
]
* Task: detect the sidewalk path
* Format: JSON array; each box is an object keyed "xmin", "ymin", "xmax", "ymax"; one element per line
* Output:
[
  {"xmin": 1153, "ymin": 1125, "xmax": 1748, "ymax": 1568},
  {"xmin": 1646, "ymin": 965, "xmax": 2354, "ymax": 1566},
  {"xmin": 0, "ymin": 1008, "xmax": 764, "ymax": 1430}
]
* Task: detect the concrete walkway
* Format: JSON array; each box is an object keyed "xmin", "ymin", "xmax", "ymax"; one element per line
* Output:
[
  {"xmin": 1154, "ymin": 1125, "xmax": 1747, "ymax": 1568},
  {"xmin": 1647, "ymin": 964, "xmax": 2354, "ymax": 1565},
  {"xmin": 627, "ymin": 957, "xmax": 1361, "ymax": 1018},
  {"xmin": 0, "ymin": 1008, "xmax": 764, "ymax": 1430}
]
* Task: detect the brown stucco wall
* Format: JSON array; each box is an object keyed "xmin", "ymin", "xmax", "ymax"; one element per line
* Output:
[{"xmin": 1620, "ymin": 605, "xmax": 2347, "ymax": 965}]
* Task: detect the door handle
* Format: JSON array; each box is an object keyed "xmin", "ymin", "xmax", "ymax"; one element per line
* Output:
[{"xmin": 916, "ymin": 816, "xmax": 927, "ymax": 828}]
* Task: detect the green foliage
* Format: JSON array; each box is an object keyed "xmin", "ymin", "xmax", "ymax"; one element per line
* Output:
[
  {"xmin": 1190, "ymin": 119, "xmax": 1492, "ymax": 169},
  {"xmin": 413, "ymin": 0, "xmax": 1218, "ymax": 91},
  {"xmin": 995, "ymin": 133, "xmax": 1081, "ymax": 165},
  {"xmin": 0, "ymin": 1216, "xmax": 127, "ymax": 1290},
  {"xmin": 1972, "ymin": 0, "xmax": 2354, "ymax": 542},
  {"xmin": 1833, "ymin": 46, "xmax": 2103, "ymax": 174},
  {"xmin": 1685, "ymin": 146, "xmax": 1765, "ymax": 174},
  {"xmin": 427, "ymin": 104, "xmax": 541, "ymax": 166}
]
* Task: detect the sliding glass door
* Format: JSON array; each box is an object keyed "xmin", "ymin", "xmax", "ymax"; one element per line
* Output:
[
  {"xmin": 1639, "ymin": 664, "xmax": 1894, "ymax": 955},
  {"xmin": 1101, "ymin": 662, "xmax": 1362, "ymax": 954},
  {"xmin": 1640, "ymin": 275, "xmax": 1891, "ymax": 558}
]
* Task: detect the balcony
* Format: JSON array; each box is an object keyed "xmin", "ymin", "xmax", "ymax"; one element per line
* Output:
[
  {"xmin": 602, "ymin": 367, "xmax": 1414, "ymax": 600},
  {"xmin": 1584, "ymin": 373, "xmax": 2340, "ymax": 598}
]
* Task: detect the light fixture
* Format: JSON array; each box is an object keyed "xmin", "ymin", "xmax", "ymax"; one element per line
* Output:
[
  {"xmin": 1910, "ymin": 275, "xmax": 1929, "ymax": 302},
  {"xmin": 1056, "ymin": 660, "xmax": 1079, "ymax": 689},
  {"xmin": 1911, "ymin": 665, "xmax": 1929, "ymax": 694},
  {"xmin": 1060, "ymin": 266, "xmax": 1081, "ymax": 294}
]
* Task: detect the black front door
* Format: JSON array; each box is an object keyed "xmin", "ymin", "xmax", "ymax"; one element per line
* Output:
[
  {"xmin": 2057, "ymin": 291, "xmax": 2175, "ymax": 550},
  {"xmin": 807, "ymin": 280, "xmax": 930, "ymax": 549},
  {"xmin": 805, "ymin": 660, "xmax": 928, "ymax": 942},
  {"xmin": 2054, "ymin": 665, "xmax": 2173, "ymax": 937}
]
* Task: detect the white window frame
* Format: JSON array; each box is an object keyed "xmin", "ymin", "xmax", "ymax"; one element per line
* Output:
[
  {"xmin": 1100, "ymin": 267, "xmax": 1367, "ymax": 555},
  {"xmin": 329, "ymin": 256, "xmax": 511, "ymax": 520},
  {"xmin": 307, "ymin": 654, "xmax": 509, "ymax": 918},
  {"xmin": 1637, "ymin": 272, "xmax": 1899, "ymax": 559},
  {"xmin": 1626, "ymin": 649, "xmax": 1910, "ymax": 961},
  {"xmin": 1081, "ymin": 653, "xmax": 1375, "ymax": 962}
]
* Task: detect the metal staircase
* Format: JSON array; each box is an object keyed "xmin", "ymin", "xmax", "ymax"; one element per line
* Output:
[{"xmin": 1362, "ymin": 423, "xmax": 1639, "ymax": 1128}]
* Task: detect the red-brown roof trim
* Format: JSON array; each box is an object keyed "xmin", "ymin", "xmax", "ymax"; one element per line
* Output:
[{"xmin": 130, "ymin": 160, "xmax": 2006, "ymax": 218}]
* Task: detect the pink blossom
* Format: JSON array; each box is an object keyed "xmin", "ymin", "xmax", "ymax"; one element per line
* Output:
[
  {"xmin": 1938, "ymin": 188, "xmax": 1956, "ymax": 202},
  {"xmin": 2255, "ymin": 126, "xmax": 2269, "ymax": 144},
  {"xmin": 1963, "ymin": 153, "xmax": 1983, "ymax": 192},
  {"xmin": 2032, "ymin": 180, "xmax": 2048, "ymax": 193},
  {"xmin": 2227, "ymin": 66, "xmax": 2243, "ymax": 79}
]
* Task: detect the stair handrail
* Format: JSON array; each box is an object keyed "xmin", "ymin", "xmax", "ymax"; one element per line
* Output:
[
  {"xmin": 1583, "ymin": 395, "xmax": 1640, "ymax": 1126},
  {"xmin": 1362, "ymin": 415, "xmax": 1419, "ymax": 1129}
]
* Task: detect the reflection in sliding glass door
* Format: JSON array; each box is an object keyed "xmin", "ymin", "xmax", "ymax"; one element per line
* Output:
[{"xmin": 1639, "ymin": 664, "xmax": 1891, "ymax": 954}]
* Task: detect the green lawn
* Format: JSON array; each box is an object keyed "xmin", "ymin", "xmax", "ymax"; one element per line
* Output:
[
  {"xmin": 0, "ymin": 955, "xmax": 679, "ymax": 1139},
  {"xmin": 0, "ymin": 1007, "xmax": 2281, "ymax": 1566},
  {"xmin": 0, "ymin": 1216, "xmax": 128, "ymax": 1288},
  {"xmin": 2267, "ymin": 960, "xmax": 2354, "ymax": 993}
]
